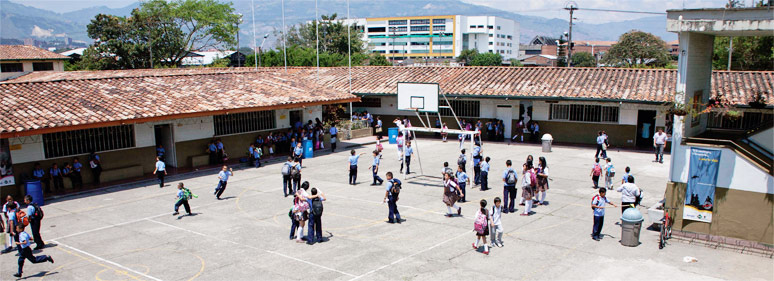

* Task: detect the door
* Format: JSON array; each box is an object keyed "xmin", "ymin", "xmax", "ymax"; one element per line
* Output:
[
  {"xmin": 636, "ymin": 110, "xmax": 657, "ymax": 148},
  {"xmin": 289, "ymin": 110, "xmax": 302, "ymax": 129},
  {"xmin": 154, "ymin": 124, "xmax": 177, "ymax": 167},
  {"xmin": 496, "ymin": 105, "xmax": 513, "ymax": 138}
]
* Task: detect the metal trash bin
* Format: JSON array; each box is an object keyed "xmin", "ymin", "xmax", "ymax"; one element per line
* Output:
[
  {"xmin": 621, "ymin": 207, "xmax": 644, "ymax": 247},
  {"xmin": 541, "ymin": 134, "xmax": 553, "ymax": 152}
]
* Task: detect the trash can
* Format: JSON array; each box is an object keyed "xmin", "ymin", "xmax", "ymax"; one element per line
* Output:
[
  {"xmin": 541, "ymin": 134, "xmax": 553, "ymax": 152},
  {"xmin": 388, "ymin": 127, "xmax": 399, "ymax": 144},
  {"xmin": 621, "ymin": 207, "xmax": 644, "ymax": 247},
  {"xmin": 24, "ymin": 179, "xmax": 45, "ymax": 206},
  {"xmin": 303, "ymin": 139, "xmax": 314, "ymax": 159}
]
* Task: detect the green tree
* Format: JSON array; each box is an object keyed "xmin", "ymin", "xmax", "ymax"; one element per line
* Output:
[
  {"xmin": 712, "ymin": 36, "xmax": 773, "ymax": 70},
  {"xmin": 571, "ymin": 52, "xmax": 596, "ymax": 67},
  {"xmin": 278, "ymin": 13, "xmax": 365, "ymax": 57},
  {"xmin": 469, "ymin": 52, "xmax": 503, "ymax": 66},
  {"xmin": 509, "ymin": 58, "xmax": 523, "ymax": 67},
  {"xmin": 82, "ymin": 0, "xmax": 239, "ymax": 69},
  {"xmin": 368, "ymin": 53, "xmax": 391, "ymax": 66},
  {"xmin": 602, "ymin": 30, "xmax": 670, "ymax": 67},
  {"xmin": 456, "ymin": 49, "xmax": 478, "ymax": 65}
]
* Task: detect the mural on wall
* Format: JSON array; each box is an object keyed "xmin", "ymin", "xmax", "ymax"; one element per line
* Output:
[
  {"xmin": 0, "ymin": 139, "xmax": 14, "ymax": 186},
  {"xmin": 683, "ymin": 147, "xmax": 721, "ymax": 223}
]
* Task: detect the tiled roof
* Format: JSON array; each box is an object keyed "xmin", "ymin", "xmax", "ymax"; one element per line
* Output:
[
  {"xmin": 0, "ymin": 45, "xmax": 70, "ymax": 61},
  {"xmin": 0, "ymin": 69, "xmax": 355, "ymax": 136}
]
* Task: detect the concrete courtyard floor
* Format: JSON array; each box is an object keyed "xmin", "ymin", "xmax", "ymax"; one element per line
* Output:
[{"xmin": 2, "ymin": 139, "xmax": 771, "ymax": 280}]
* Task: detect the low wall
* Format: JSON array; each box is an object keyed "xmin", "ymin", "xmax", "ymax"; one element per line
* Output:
[{"xmin": 536, "ymin": 121, "xmax": 637, "ymax": 148}]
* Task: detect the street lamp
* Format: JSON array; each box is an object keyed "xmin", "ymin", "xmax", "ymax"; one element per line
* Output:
[{"xmin": 259, "ymin": 33, "xmax": 269, "ymax": 67}]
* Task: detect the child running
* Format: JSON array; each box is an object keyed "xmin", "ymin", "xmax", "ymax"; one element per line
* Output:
[
  {"xmin": 443, "ymin": 172, "xmax": 464, "ymax": 217},
  {"xmin": 490, "ymin": 197, "xmax": 504, "ymax": 247},
  {"xmin": 472, "ymin": 199, "xmax": 492, "ymax": 255},
  {"xmin": 214, "ymin": 165, "xmax": 233, "ymax": 200},
  {"xmin": 173, "ymin": 182, "xmax": 195, "ymax": 216},
  {"xmin": 371, "ymin": 150, "xmax": 384, "ymax": 185},
  {"xmin": 13, "ymin": 223, "xmax": 53, "ymax": 278}
]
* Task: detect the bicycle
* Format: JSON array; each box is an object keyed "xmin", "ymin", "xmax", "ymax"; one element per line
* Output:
[{"xmin": 659, "ymin": 206, "xmax": 677, "ymax": 249}]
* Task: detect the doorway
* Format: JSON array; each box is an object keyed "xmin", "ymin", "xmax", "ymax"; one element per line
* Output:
[
  {"xmin": 496, "ymin": 105, "xmax": 513, "ymax": 138},
  {"xmin": 636, "ymin": 110, "xmax": 657, "ymax": 148},
  {"xmin": 289, "ymin": 110, "xmax": 303, "ymax": 129},
  {"xmin": 154, "ymin": 124, "xmax": 176, "ymax": 167}
]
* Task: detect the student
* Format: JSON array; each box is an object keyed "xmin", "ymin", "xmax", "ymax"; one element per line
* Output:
[
  {"xmin": 23, "ymin": 195, "xmax": 44, "ymax": 250},
  {"xmin": 374, "ymin": 116, "xmax": 383, "ymax": 137},
  {"xmin": 153, "ymin": 156, "xmax": 167, "ymax": 188},
  {"xmin": 601, "ymin": 131, "xmax": 609, "ymax": 159},
  {"xmin": 371, "ymin": 150, "xmax": 384, "ymax": 185},
  {"xmin": 156, "ymin": 144, "xmax": 166, "ymax": 161},
  {"xmin": 396, "ymin": 133, "xmax": 405, "ymax": 165},
  {"xmin": 536, "ymin": 157, "xmax": 549, "ymax": 205},
  {"xmin": 383, "ymin": 172, "xmax": 402, "ymax": 224},
  {"xmin": 308, "ymin": 187, "xmax": 326, "ymax": 243},
  {"xmin": 49, "ymin": 163, "xmax": 63, "ymax": 192},
  {"xmin": 472, "ymin": 143, "xmax": 482, "ymax": 185},
  {"xmin": 330, "ymin": 126, "xmax": 338, "ymax": 152},
  {"xmin": 480, "ymin": 157, "xmax": 491, "ymax": 191},
  {"xmin": 458, "ymin": 149, "xmax": 467, "ymax": 173},
  {"xmin": 2, "ymin": 196, "xmax": 19, "ymax": 253},
  {"xmin": 604, "ymin": 158, "xmax": 615, "ymax": 189},
  {"xmin": 375, "ymin": 136, "xmax": 384, "ymax": 156},
  {"xmin": 520, "ymin": 164, "xmax": 534, "ymax": 216},
  {"xmin": 291, "ymin": 158, "xmax": 302, "ymax": 192},
  {"xmin": 348, "ymin": 150, "xmax": 366, "ymax": 185},
  {"xmin": 654, "ymin": 128, "xmax": 667, "ymax": 163},
  {"xmin": 61, "ymin": 163, "xmax": 72, "ymax": 190},
  {"xmin": 216, "ymin": 139, "xmax": 225, "ymax": 163},
  {"xmin": 489, "ymin": 197, "xmax": 504, "ymax": 248},
  {"xmin": 590, "ymin": 158, "xmax": 602, "ymax": 189},
  {"xmin": 442, "ymin": 173, "xmax": 463, "ymax": 217},
  {"xmin": 294, "ymin": 142, "xmax": 304, "ymax": 166},
  {"xmin": 512, "ymin": 119, "xmax": 524, "ymax": 143},
  {"xmin": 213, "ymin": 166, "xmax": 233, "ymax": 200},
  {"xmin": 13, "ymin": 223, "xmax": 54, "ymax": 278},
  {"xmin": 591, "ymin": 188, "xmax": 617, "ymax": 241},
  {"xmin": 595, "ymin": 131, "xmax": 605, "ymax": 159},
  {"xmin": 207, "ymin": 141, "xmax": 218, "ymax": 165},
  {"xmin": 252, "ymin": 146, "xmax": 262, "ymax": 168},
  {"xmin": 71, "ymin": 158, "xmax": 83, "ymax": 189},
  {"xmin": 292, "ymin": 182, "xmax": 311, "ymax": 243},
  {"xmin": 401, "ymin": 141, "xmax": 414, "ymax": 174},
  {"xmin": 441, "ymin": 162, "xmax": 453, "ymax": 177},
  {"xmin": 621, "ymin": 166, "xmax": 631, "ymax": 184},
  {"xmin": 456, "ymin": 166, "xmax": 469, "ymax": 203},
  {"xmin": 89, "ymin": 151, "xmax": 102, "ymax": 186},
  {"xmin": 32, "ymin": 163, "xmax": 48, "ymax": 193},
  {"xmin": 616, "ymin": 175, "xmax": 641, "ymax": 212},
  {"xmin": 173, "ymin": 183, "xmax": 193, "ymax": 216},
  {"xmin": 281, "ymin": 157, "xmax": 294, "ymax": 197},
  {"xmin": 472, "ymin": 199, "xmax": 491, "ymax": 255},
  {"xmin": 440, "ymin": 122, "xmax": 448, "ymax": 142},
  {"xmin": 502, "ymin": 160, "xmax": 518, "ymax": 213}
]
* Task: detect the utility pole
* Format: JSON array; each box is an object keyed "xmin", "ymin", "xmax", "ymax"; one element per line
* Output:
[
  {"xmin": 727, "ymin": 37, "xmax": 733, "ymax": 70},
  {"xmin": 564, "ymin": 2, "xmax": 578, "ymax": 67}
]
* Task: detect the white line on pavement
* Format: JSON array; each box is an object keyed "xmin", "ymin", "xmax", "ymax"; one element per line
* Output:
[{"xmin": 52, "ymin": 239, "xmax": 164, "ymax": 281}]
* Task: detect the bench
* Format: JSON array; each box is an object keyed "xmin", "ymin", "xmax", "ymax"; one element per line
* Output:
[
  {"xmin": 100, "ymin": 165, "xmax": 144, "ymax": 183},
  {"xmin": 191, "ymin": 154, "xmax": 210, "ymax": 167}
]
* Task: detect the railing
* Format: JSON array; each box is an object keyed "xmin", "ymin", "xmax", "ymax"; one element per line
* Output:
[{"xmin": 684, "ymin": 137, "xmax": 773, "ymax": 175}]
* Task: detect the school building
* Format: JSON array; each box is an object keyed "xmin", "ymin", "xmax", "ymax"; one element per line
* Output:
[{"xmin": 0, "ymin": 68, "xmax": 357, "ymax": 197}]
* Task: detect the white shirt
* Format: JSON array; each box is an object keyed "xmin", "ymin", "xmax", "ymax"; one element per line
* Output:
[
  {"xmin": 654, "ymin": 132, "xmax": 667, "ymax": 145},
  {"xmin": 616, "ymin": 183, "xmax": 641, "ymax": 203},
  {"xmin": 490, "ymin": 205, "xmax": 503, "ymax": 226}
]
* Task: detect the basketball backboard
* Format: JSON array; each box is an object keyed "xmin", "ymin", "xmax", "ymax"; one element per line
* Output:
[{"xmin": 397, "ymin": 82, "xmax": 439, "ymax": 113}]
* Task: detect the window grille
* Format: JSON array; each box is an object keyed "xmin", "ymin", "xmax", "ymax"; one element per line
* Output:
[
  {"xmin": 213, "ymin": 110, "xmax": 276, "ymax": 136},
  {"xmin": 389, "ymin": 20, "xmax": 407, "ymax": 25},
  {"xmin": 707, "ymin": 112, "xmax": 773, "ymax": 130},
  {"xmin": 43, "ymin": 125, "xmax": 135, "ymax": 159},
  {"xmin": 440, "ymin": 100, "xmax": 480, "ymax": 117},
  {"xmin": 432, "ymin": 19, "xmax": 446, "ymax": 24},
  {"xmin": 410, "ymin": 26, "xmax": 430, "ymax": 32},
  {"xmin": 410, "ymin": 19, "xmax": 430, "ymax": 25},
  {"xmin": 550, "ymin": 104, "xmax": 619, "ymax": 123},
  {"xmin": 32, "ymin": 62, "xmax": 54, "ymax": 71}
]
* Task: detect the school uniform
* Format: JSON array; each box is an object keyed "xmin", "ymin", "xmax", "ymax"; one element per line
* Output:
[
  {"xmin": 252, "ymin": 149, "xmax": 261, "ymax": 168},
  {"xmin": 401, "ymin": 147, "xmax": 413, "ymax": 174},
  {"xmin": 49, "ymin": 167, "xmax": 63, "ymax": 191},
  {"xmin": 308, "ymin": 195, "xmax": 324, "ymax": 243},
  {"xmin": 33, "ymin": 168, "xmax": 48, "ymax": 193},
  {"xmin": 175, "ymin": 189, "xmax": 191, "ymax": 215},
  {"xmin": 89, "ymin": 155, "xmax": 102, "ymax": 185},
  {"xmin": 458, "ymin": 154, "xmax": 467, "ymax": 172},
  {"xmin": 604, "ymin": 163, "xmax": 614, "ymax": 189},
  {"xmin": 502, "ymin": 168, "xmax": 517, "ymax": 213},
  {"xmin": 291, "ymin": 163, "xmax": 302, "ymax": 192},
  {"xmin": 208, "ymin": 144, "xmax": 218, "ymax": 165},
  {"xmin": 15, "ymin": 231, "xmax": 52, "ymax": 277},
  {"xmin": 24, "ymin": 204, "xmax": 44, "ymax": 249},
  {"xmin": 72, "ymin": 162, "xmax": 83, "ymax": 188},
  {"xmin": 595, "ymin": 135, "xmax": 606, "ymax": 159},
  {"xmin": 214, "ymin": 170, "xmax": 232, "ymax": 199},
  {"xmin": 156, "ymin": 147, "xmax": 166, "ymax": 161},
  {"xmin": 472, "ymin": 146, "xmax": 482, "ymax": 185},
  {"xmin": 387, "ymin": 180, "xmax": 401, "ymax": 223},
  {"xmin": 456, "ymin": 171, "xmax": 468, "ymax": 203},
  {"xmin": 329, "ymin": 127, "xmax": 338, "ymax": 152},
  {"xmin": 155, "ymin": 160, "xmax": 166, "ymax": 188},
  {"xmin": 348, "ymin": 154, "xmax": 361, "ymax": 185},
  {"xmin": 489, "ymin": 205, "xmax": 503, "ymax": 245},
  {"xmin": 372, "ymin": 157, "xmax": 383, "ymax": 185},
  {"xmin": 216, "ymin": 142, "xmax": 224, "ymax": 163},
  {"xmin": 480, "ymin": 161, "xmax": 490, "ymax": 191},
  {"xmin": 591, "ymin": 195, "xmax": 610, "ymax": 239},
  {"xmin": 282, "ymin": 161, "xmax": 293, "ymax": 196},
  {"xmin": 294, "ymin": 146, "xmax": 304, "ymax": 165}
]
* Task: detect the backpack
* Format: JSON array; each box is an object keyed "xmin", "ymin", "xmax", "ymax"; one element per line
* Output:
[
  {"xmin": 591, "ymin": 195, "xmax": 600, "ymax": 210},
  {"xmin": 592, "ymin": 164, "xmax": 602, "ymax": 176},
  {"xmin": 30, "ymin": 203, "xmax": 44, "ymax": 220},
  {"xmin": 444, "ymin": 167, "xmax": 454, "ymax": 176},
  {"xmin": 474, "ymin": 209, "xmax": 488, "ymax": 235},
  {"xmin": 634, "ymin": 188, "xmax": 643, "ymax": 206},
  {"xmin": 457, "ymin": 155, "xmax": 466, "ymax": 166},
  {"xmin": 281, "ymin": 163, "xmax": 291, "ymax": 176},
  {"xmin": 529, "ymin": 170, "xmax": 538, "ymax": 187},
  {"xmin": 506, "ymin": 169, "xmax": 517, "ymax": 185},
  {"xmin": 182, "ymin": 188, "xmax": 196, "ymax": 200},
  {"xmin": 291, "ymin": 165, "xmax": 301, "ymax": 179},
  {"xmin": 607, "ymin": 165, "xmax": 616, "ymax": 178},
  {"xmin": 311, "ymin": 198, "xmax": 324, "ymax": 216},
  {"xmin": 390, "ymin": 179, "xmax": 402, "ymax": 199},
  {"xmin": 15, "ymin": 210, "xmax": 29, "ymax": 226}
]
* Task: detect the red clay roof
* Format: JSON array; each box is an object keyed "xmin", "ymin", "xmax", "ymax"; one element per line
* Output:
[
  {"xmin": 0, "ymin": 45, "xmax": 70, "ymax": 61},
  {"xmin": 0, "ymin": 69, "xmax": 355, "ymax": 136}
]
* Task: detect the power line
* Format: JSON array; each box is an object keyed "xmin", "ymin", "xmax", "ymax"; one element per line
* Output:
[{"xmin": 578, "ymin": 8, "xmax": 666, "ymax": 15}]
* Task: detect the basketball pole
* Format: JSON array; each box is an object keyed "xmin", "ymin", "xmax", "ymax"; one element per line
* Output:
[{"xmin": 440, "ymin": 90, "xmax": 462, "ymax": 130}]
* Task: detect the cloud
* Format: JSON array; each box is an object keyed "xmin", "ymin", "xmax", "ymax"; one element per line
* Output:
[{"xmin": 30, "ymin": 25, "xmax": 54, "ymax": 38}]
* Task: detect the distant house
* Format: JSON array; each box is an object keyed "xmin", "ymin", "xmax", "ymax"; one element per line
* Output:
[
  {"xmin": 59, "ymin": 48, "xmax": 87, "ymax": 63},
  {"xmin": 667, "ymin": 40, "xmax": 679, "ymax": 57},
  {"xmin": 530, "ymin": 36, "xmax": 559, "ymax": 46},
  {"xmin": 0, "ymin": 45, "xmax": 68, "ymax": 81},
  {"xmin": 181, "ymin": 50, "xmax": 247, "ymax": 67},
  {"xmin": 517, "ymin": 54, "xmax": 557, "ymax": 67}
]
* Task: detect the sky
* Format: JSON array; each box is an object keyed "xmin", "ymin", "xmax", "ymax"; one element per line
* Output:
[{"xmin": 8, "ymin": 0, "xmax": 735, "ymax": 23}]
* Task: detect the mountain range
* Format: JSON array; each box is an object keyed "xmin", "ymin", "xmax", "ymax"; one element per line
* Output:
[{"xmin": 0, "ymin": 0, "xmax": 676, "ymax": 47}]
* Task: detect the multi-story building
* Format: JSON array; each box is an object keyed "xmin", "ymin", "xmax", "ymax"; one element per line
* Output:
[
  {"xmin": 344, "ymin": 15, "xmax": 519, "ymax": 62},
  {"xmin": 0, "ymin": 45, "xmax": 68, "ymax": 81}
]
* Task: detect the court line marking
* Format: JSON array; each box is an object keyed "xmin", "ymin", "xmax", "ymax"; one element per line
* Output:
[
  {"xmin": 349, "ymin": 229, "xmax": 471, "ymax": 281},
  {"xmin": 146, "ymin": 218, "xmax": 357, "ymax": 278},
  {"xmin": 52, "ymin": 239, "xmax": 163, "ymax": 281}
]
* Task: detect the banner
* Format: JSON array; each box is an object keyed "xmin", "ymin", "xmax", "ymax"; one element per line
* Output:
[
  {"xmin": 0, "ymin": 139, "xmax": 14, "ymax": 187},
  {"xmin": 683, "ymin": 148, "xmax": 721, "ymax": 223}
]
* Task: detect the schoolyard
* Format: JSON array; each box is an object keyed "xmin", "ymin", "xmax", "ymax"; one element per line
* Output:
[{"xmin": 2, "ymin": 138, "xmax": 771, "ymax": 281}]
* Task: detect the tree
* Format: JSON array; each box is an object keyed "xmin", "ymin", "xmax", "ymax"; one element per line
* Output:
[
  {"xmin": 602, "ymin": 30, "xmax": 670, "ymax": 68},
  {"xmin": 368, "ymin": 53, "xmax": 391, "ymax": 66},
  {"xmin": 571, "ymin": 52, "xmax": 596, "ymax": 67},
  {"xmin": 278, "ymin": 14, "xmax": 365, "ymax": 57},
  {"xmin": 456, "ymin": 49, "xmax": 478, "ymax": 65},
  {"xmin": 509, "ymin": 58, "xmax": 523, "ymax": 67},
  {"xmin": 82, "ymin": 0, "xmax": 239, "ymax": 69},
  {"xmin": 469, "ymin": 52, "xmax": 503, "ymax": 66},
  {"xmin": 712, "ymin": 36, "xmax": 773, "ymax": 70}
]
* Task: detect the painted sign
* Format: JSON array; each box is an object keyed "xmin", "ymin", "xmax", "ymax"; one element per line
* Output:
[
  {"xmin": 0, "ymin": 139, "xmax": 14, "ymax": 186},
  {"xmin": 683, "ymin": 148, "xmax": 721, "ymax": 223}
]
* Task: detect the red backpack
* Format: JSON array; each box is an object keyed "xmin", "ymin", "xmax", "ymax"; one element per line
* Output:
[
  {"xmin": 592, "ymin": 164, "xmax": 602, "ymax": 177},
  {"xmin": 16, "ymin": 210, "xmax": 29, "ymax": 226},
  {"xmin": 529, "ymin": 170, "xmax": 538, "ymax": 187}
]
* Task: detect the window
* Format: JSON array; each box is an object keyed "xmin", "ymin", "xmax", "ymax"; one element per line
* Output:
[
  {"xmin": 488, "ymin": 25, "xmax": 493, "ymax": 29},
  {"xmin": 368, "ymin": 42, "xmax": 386, "ymax": 46},
  {"xmin": 389, "ymin": 41, "xmax": 407, "ymax": 46},
  {"xmin": 497, "ymin": 26, "xmax": 501, "ymax": 30},
  {"xmin": 368, "ymin": 27, "xmax": 386, "ymax": 33},
  {"xmin": 389, "ymin": 20, "xmax": 407, "ymax": 25},
  {"xmin": 434, "ymin": 40, "xmax": 453, "ymax": 45},
  {"xmin": 373, "ymin": 50, "xmax": 386, "ymax": 53},
  {"xmin": 477, "ymin": 25, "xmax": 484, "ymax": 28},
  {"xmin": 707, "ymin": 112, "xmax": 773, "ymax": 130},
  {"xmin": 507, "ymin": 35, "xmax": 513, "ymax": 40},
  {"xmin": 43, "ymin": 125, "xmax": 135, "ymax": 159},
  {"xmin": 410, "ymin": 41, "xmax": 429, "ymax": 46},
  {"xmin": 488, "ymin": 34, "xmax": 493, "ymax": 37},
  {"xmin": 410, "ymin": 26, "xmax": 430, "ymax": 31},
  {"xmin": 488, "ymin": 42, "xmax": 493, "ymax": 45},
  {"xmin": 440, "ymin": 100, "xmax": 480, "ymax": 117},
  {"xmin": 549, "ymin": 104, "xmax": 619, "ymax": 123},
  {"xmin": 32, "ymin": 62, "xmax": 54, "ymax": 71},
  {"xmin": 389, "ymin": 26, "xmax": 407, "ymax": 32},
  {"xmin": 1, "ymin": 63, "xmax": 23, "ymax": 72},
  {"xmin": 433, "ymin": 19, "xmax": 446, "ymax": 24},
  {"xmin": 214, "ymin": 110, "xmax": 276, "ymax": 136},
  {"xmin": 469, "ymin": 25, "xmax": 475, "ymax": 29},
  {"xmin": 433, "ymin": 25, "xmax": 446, "ymax": 31},
  {"xmin": 410, "ymin": 19, "xmax": 430, "ymax": 25},
  {"xmin": 353, "ymin": 97, "xmax": 381, "ymax": 108}
]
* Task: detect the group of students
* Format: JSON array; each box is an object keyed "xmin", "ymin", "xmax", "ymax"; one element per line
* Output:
[
  {"xmin": 499, "ymin": 155, "xmax": 549, "ymax": 217},
  {"xmin": 2, "ymin": 195, "xmax": 53, "ymax": 278},
  {"xmin": 289, "ymin": 181, "xmax": 327, "ymax": 244},
  {"xmin": 30, "ymin": 152, "xmax": 103, "ymax": 194},
  {"xmin": 588, "ymin": 155, "xmax": 644, "ymax": 240}
]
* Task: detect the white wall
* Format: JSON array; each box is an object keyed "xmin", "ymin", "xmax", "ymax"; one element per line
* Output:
[
  {"xmin": 303, "ymin": 105, "xmax": 323, "ymax": 124},
  {"xmin": 671, "ymin": 144, "xmax": 774, "ymax": 194},
  {"xmin": 134, "ymin": 123, "xmax": 155, "ymax": 148},
  {"xmin": 8, "ymin": 135, "xmax": 44, "ymax": 164},
  {"xmin": 173, "ymin": 117, "xmax": 215, "ymax": 142}
]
